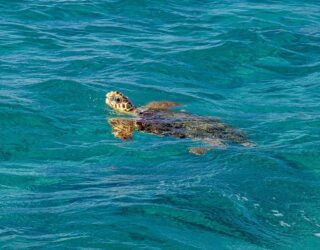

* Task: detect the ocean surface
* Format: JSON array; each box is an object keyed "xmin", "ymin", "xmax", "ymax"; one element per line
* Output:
[{"xmin": 1, "ymin": 0, "xmax": 320, "ymax": 249}]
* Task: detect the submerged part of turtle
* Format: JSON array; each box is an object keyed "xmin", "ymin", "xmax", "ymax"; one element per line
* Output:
[{"xmin": 106, "ymin": 91, "xmax": 255, "ymax": 154}]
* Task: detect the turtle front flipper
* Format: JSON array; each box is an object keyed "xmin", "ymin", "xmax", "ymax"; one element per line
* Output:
[
  {"xmin": 143, "ymin": 101, "xmax": 181, "ymax": 110},
  {"xmin": 108, "ymin": 118, "xmax": 135, "ymax": 140}
]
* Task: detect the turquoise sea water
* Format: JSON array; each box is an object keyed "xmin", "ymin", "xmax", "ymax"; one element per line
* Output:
[{"xmin": 1, "ymin": 0, "xmax": 320, "ymax": 249}]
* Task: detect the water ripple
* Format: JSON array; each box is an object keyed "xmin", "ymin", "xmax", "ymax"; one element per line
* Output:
[{"xmin": 1, "ymin": 0, "xmax": 320, "ymax": 249}]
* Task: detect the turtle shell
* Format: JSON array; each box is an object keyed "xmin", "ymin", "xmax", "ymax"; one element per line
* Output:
[{"xmin": 135, "ymin": 109, "xmax": 248, "ymax": 144}]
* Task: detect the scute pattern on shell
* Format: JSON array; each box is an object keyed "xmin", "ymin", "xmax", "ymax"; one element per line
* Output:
[{"xmin": 135, "ymin": 109, "xmax": 250, "ymax": 145}]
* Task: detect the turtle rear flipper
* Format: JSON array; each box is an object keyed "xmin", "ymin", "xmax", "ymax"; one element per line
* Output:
[
  {"xmin": 188, "ymin": 147, "xmax": 211, "ymax": 155},
  {"xmin": 241, "ymin": 141, "xmax": 256, "ymax": 147},
  {"xmin": 189, "ymin": 138, "xmax": 226, "ymax": 155},
  {"xmin": 108, "ymin": 118, "xmax": 135, "ymax": 140},
  {"xmin": 204, "ymin": 138, "xmax": 226, "ymax": 148},
  {"xmin": 144, "ymin": 101, "xmax": 181, "ymax": 110}
]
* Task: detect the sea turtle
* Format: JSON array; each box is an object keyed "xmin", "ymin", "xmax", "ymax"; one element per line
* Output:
[{"xmin": 106, "ymin": 91, "xmax": 254, "ymax": 154}]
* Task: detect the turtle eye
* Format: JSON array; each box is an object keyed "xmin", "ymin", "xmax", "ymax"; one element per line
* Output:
[{"xmin": 115, "ymin": 97, "xmax": 121, "ymax": 103}]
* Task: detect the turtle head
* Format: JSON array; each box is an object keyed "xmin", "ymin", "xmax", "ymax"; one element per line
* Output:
[{"xmin": 106, "ymin": 91, "xmax": 136, "ymax": 114}]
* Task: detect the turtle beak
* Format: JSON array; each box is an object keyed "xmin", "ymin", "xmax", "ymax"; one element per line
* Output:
[{"xmin": 106, "ymin": 92, "xmax": 113, "ymax": 107}]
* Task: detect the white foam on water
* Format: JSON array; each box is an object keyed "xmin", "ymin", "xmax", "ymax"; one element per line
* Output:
[
  {"xmin": 280, "ymin": 221, "xmax": 291, "ymax": 227},
  {"xmin": 272, "ymin": 210, "xmax": 284, "ymax": 217}
]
